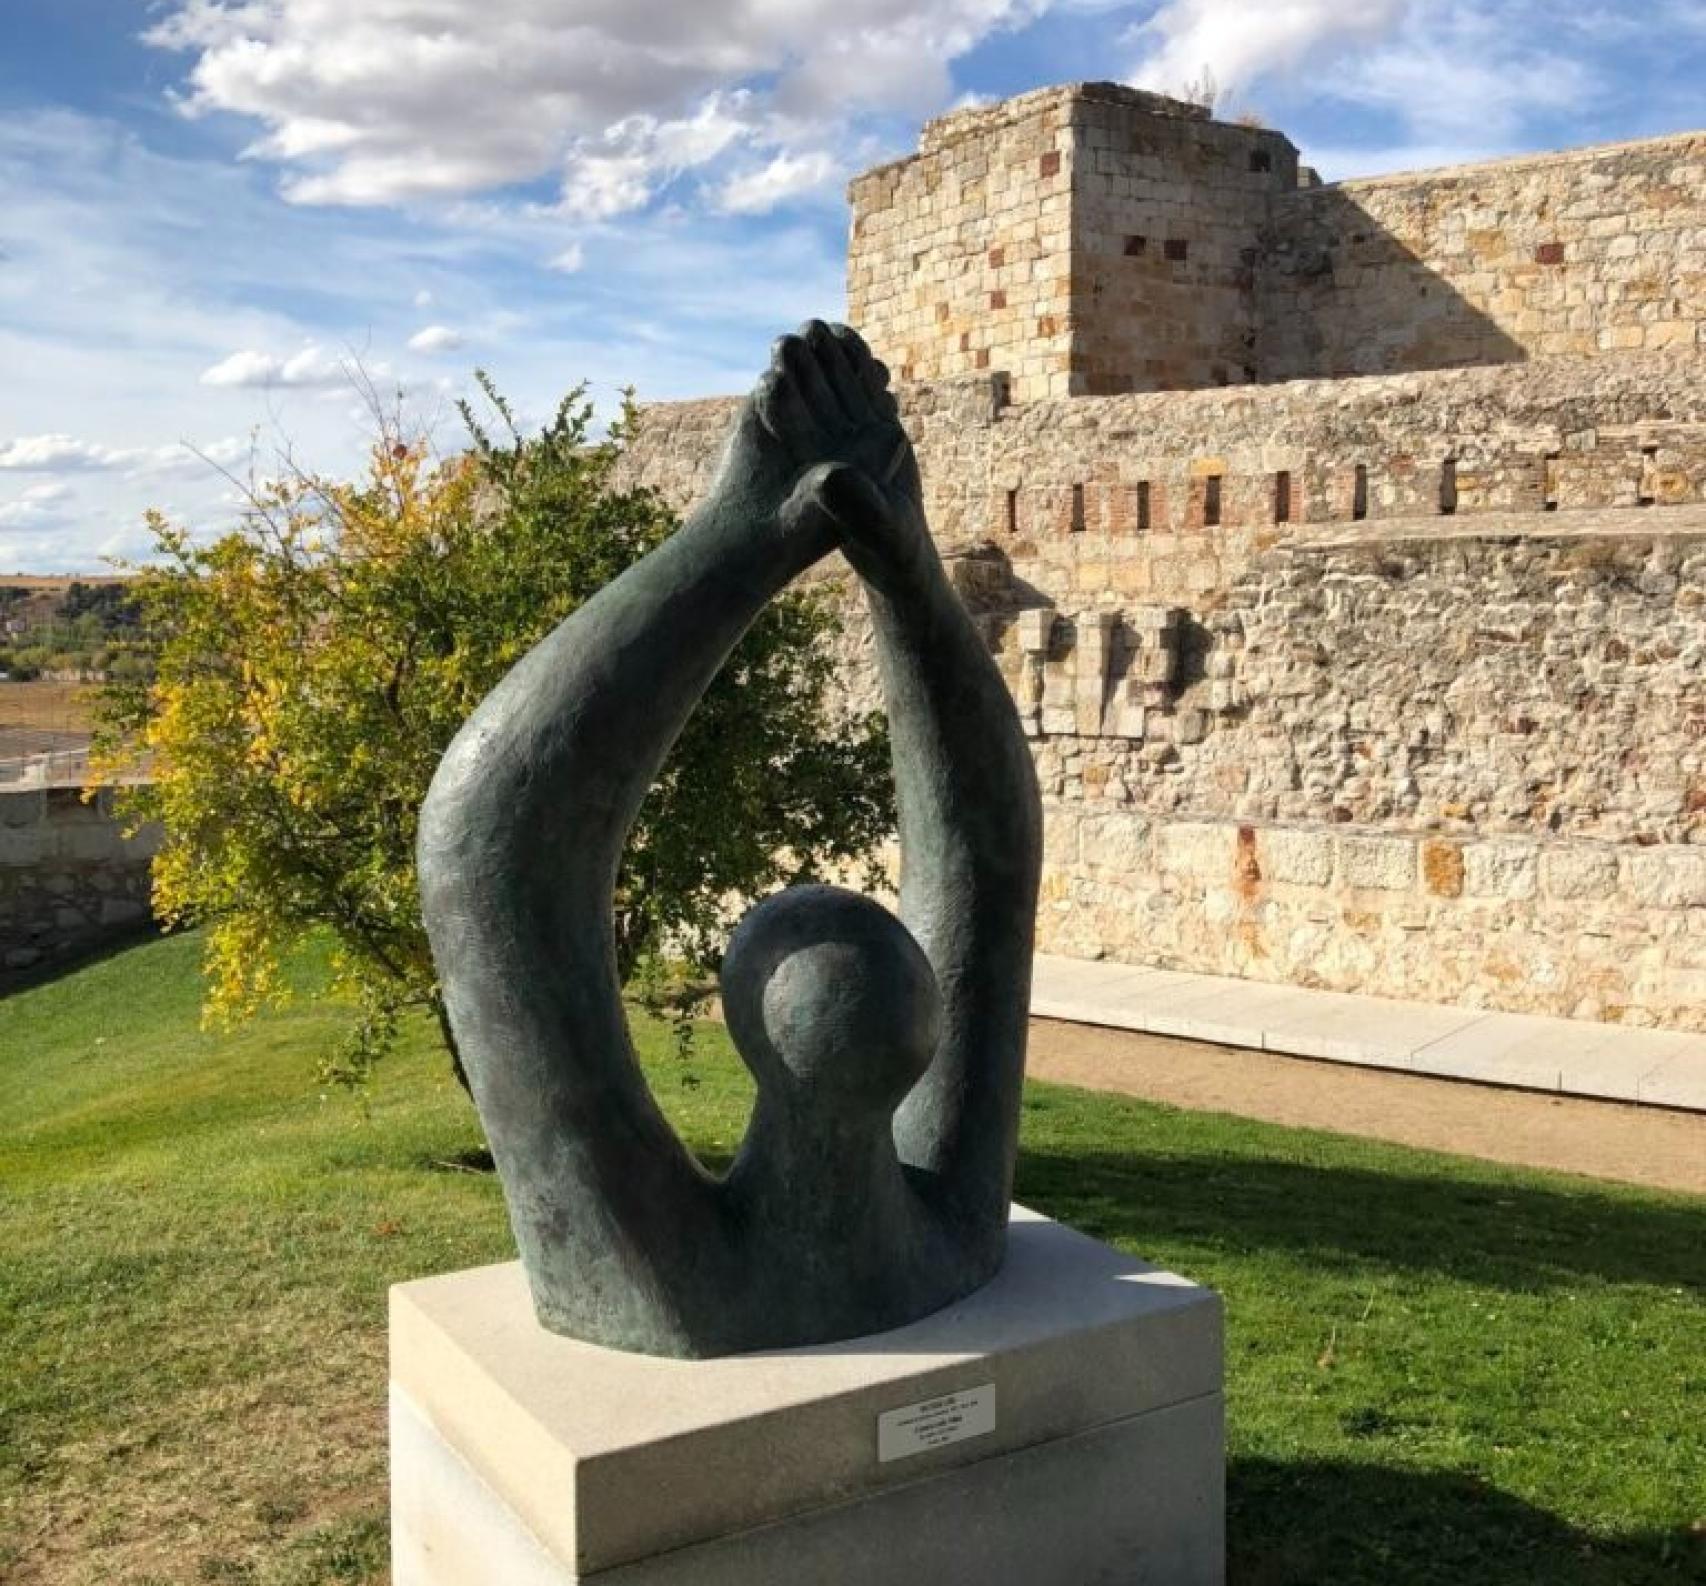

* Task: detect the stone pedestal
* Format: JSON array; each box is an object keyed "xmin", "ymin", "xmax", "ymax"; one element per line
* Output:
[{"xmin": 390, "ymin": 1208, "xmax": 1224, "ymax": 1585}]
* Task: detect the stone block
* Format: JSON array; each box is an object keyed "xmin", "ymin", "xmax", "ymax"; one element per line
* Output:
[
  {"xmin": 1256, "ymin": 827, "xmax": 1335, "ymax": 888},
  {"xmin": 1173, "ymin": 710, "xmax": 1208, "ymax": 746},
  {"xmin": 1157, "ymin": 821, "xmax": 1237, "ymax": 880},
  {"xmin": 1079, "ymin": 812, "xmax": 1154, "ymax": 874},
  {"xmin": 1206, "ymin": 681, "xmax": 1241, "ymax": 712},
  {"xmin": 58, "ymin": 826, "xmax": 127, "ymax": 864},
  {"xmin": 1639, "ymin": 1050, "xmax": 1706, "ymax": 1110},
  {"xmin": 1128, "ymin": 605, "xmax": 1180, "ymax": 634},
  {"xmin": 100, "ymin": 898, "xmax": 150, "ymax": 927},
  {"xmin": 0, "ymin": 827, "xmax": 49, "ymax": 868},
  {"xmin": 390, "ymin": 1211, "xmax": 1225, "ymax": 1586},
  {"xmin": 1075, "ymin": 610, "xmax": 1118, "ymax": 652},
  {"xmin": 1042, "ymin": 806, "xmax": 1081, "ymax": 864},
  {"xmin": 1133, "ymin": 649, "xmax": 1175, "ymax": 684},
  {"xmin": 1421, "ymin": 841, "xmax": 1465, "ymax": 899},
  {"xmin": 1111, "ymin": 702, "xmax": 1147, "ymax": 740},
  {"xmin": 1463, "ymin": 843, "xmax": 1539, "ymax": 900},
  {"xmin": 1541, "ymin": 847, "xmax": 1619, "ymax": 901},
  {"xmin": 0, "ymin": 791, "xmax": 46, "ymax": 828},
  {"xmin": 1410, "ymin": 1015, "xmax": 1568, "ymax": 1094},
  {"xmin": 1622, "ymin": 849, "xmax": 1706, "ymax": 909},
  {"xmin": 1016, "ymin": 607, "xmax": 1056, "ymax": 653},
  {"xmin": 1337, "ymin": 835, "xmax": 1417, "ymax": 893}
]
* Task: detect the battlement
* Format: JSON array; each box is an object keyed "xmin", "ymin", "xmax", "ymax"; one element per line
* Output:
[{"xmin": 848, "ymin": 84, "xmax": 1705, "ymax": 402}]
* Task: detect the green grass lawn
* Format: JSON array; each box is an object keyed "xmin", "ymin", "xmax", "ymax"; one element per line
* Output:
[{"xmin": 2, "ymin": 933, "xmax": 1702, "ymax": 1585}]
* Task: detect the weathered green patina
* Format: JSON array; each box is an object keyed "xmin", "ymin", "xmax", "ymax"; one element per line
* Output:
[{"xmin": 418, "ymin": 323, "xmax": 1042, "ymax": 1357}]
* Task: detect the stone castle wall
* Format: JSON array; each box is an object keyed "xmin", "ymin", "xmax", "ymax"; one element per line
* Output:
[
  {"xmin": 617, "ymin": 353, "xmax": 1706, "ymax": 1029},
  {"xmin": 0, "ymin": 788, "xmax": 159, "ymax": 978},
  {"xmin": 1263, "ymin": 135, "xmax": 1706, "ymax": 379},
  {"xmin": 628, "ymin": 86, "xmax": 1706, "ymax": 1030},
  {"xmin": 849, "ymin": 84, "xmax": 1706, "ymax": 398}
]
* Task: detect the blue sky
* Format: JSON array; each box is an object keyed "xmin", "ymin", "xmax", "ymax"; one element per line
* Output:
[{"xmin": 2, "ymin": 0, "xmax": 1703, "ymax": 572}]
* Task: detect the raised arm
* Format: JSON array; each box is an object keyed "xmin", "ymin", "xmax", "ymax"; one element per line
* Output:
[
  {"xmin": 814, "ymin": 326, "xmax": 1043, "ymax": 1241},
  {"xmin": 417, "ymin": 343, "xmax": 845, "ymax": 1354}
]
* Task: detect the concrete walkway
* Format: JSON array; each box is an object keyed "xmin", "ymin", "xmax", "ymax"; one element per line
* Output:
[{"xmin": 1031, "ymin": 956, "xmax": 1706, "ymax": 1114}]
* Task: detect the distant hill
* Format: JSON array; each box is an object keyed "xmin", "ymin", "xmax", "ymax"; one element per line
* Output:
[{"xmin": 0, "ymin": 575, "xmax": 143, "ymax": 684}]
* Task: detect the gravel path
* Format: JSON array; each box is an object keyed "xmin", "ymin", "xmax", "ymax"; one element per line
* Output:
[{"xmin": 1027, "ymin": 1018, "xmax": 1706, "ymax": 1196}]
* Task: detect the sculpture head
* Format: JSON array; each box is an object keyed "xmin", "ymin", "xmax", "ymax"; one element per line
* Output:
[{"xmin": 721, "ymin": 885, "xmax": 942, "ymax": 1115}]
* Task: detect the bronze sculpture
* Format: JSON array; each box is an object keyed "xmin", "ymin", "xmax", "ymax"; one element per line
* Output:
[{"xmin": 419, "ymin": 322, "xmax": 1041, "ymax": 1357}]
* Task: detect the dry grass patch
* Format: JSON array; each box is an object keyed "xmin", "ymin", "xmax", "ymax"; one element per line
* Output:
[{"xmin": 0, "ymin": 682, "xmax": 94, "ymax": 735}]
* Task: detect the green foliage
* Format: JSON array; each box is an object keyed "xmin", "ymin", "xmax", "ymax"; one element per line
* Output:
[
  {"xmin": 60, "ymin": 579, "xmax": 142, "ymax": 630},
  {"xmin": 92, "ymin": 377, "xmax": 893, "ymax": 1083}
]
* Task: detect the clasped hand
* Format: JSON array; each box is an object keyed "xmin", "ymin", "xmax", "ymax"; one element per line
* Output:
[{"xmin": 708, "ymin": 320, "xmax": 932, "ymax": 595}]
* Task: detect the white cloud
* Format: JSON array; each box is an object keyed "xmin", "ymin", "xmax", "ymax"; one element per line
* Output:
[
  {"xmin": 1343, "ymin": 6, "xmax": 1598, "ymax": 142},
  {"xmin": 1133, "ymin": 0, "xmax": 1409, "ymax": 101},
  {"xmin": 0, "ymin": 434, "xmax": 133, "ymax": 471},
  {"xmin": 559, "ymin": 149, "xmax": 656, "ymax": 222},
  {"xmin": 414, "ymin": 288, "xmax": 434, "ymax": 308},
  {"xmin": 0, "ymin": 482, "xmax": 76, "ymax": 531},
  {"xmin": 19, "ymin": 482, "xmax": 71, "ymax": 505},
  {"xmin": 200, "ymin": 344, "xmax": 351, "ymax": 388},
  {"xmin": 128, "ymin": 436, "xmax": 256, "ymax": 478},
  {"xmin": 717, "ymin": 150, "xmax": 842, "ymax": 215},
  {"xmin": 0, "ymin": 431, "xmax": 257, "ymax": 481},
  {"xmin": 141, "ymin": 0, "xmax": 1641, "ymax": 223},
  {"xmin": 143, "ymin": 0, "xmax": 1053, "ymax": 213},
  {"xmin": 1131, "ymin": 2, "xmax": 1620, "ymax": 148},
  {"xmin": 560, "ymin": 94, "xmax": 757, "ymax": 219},
  {"xmin": 547, "ymin": 242, "xmax": 586, "ymax": 274},
  {"xmin": 408, "ymin": 324, "xmax": 466, "ymax": 354},
  {"xmin": 0, "ymin": 503, "xmax": 56, "ymax": 532}
]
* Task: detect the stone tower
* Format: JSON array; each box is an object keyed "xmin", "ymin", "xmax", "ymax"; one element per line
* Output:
[{"xmin": 847, "ymin": 83, "xmax": 1300, "ymax": 402}]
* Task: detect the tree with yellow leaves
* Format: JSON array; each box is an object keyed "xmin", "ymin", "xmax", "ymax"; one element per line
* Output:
[{"xmin": 93, "ymin": 380, "xmax": 893, "ymax": 1085}]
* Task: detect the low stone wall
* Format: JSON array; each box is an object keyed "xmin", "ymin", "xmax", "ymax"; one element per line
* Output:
[
  {"xmin": 1039, "ymin": 811, "xmax": 1705, "ymax": 1030},
  {"xmin": 0, "ymin": 788, "xmax": 159, "ymax": 977},
  {"xmin": 621, "ymin": 354, "xmax": 1706, "ymax": 586}
]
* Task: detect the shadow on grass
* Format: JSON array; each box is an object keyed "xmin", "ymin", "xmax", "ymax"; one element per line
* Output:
[
  {"xmin": 1015, "ymin": 1148, "xmax": 1706, "ymax": 1292},
  {"xmin": 421, "ymin": 1122, "xmax": 1705, "ymax": 1293},
  {"xmin": 1229, "ymin": 1457, "xmax": 1701, "ymax": 1586},
  {"xmin": 422, "ymin": 1145, "xmax": 496, "ymax": 1175},
  {"xmin": 0, "ymin": 922, "xmax": 162, "ymax": 1001}
]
